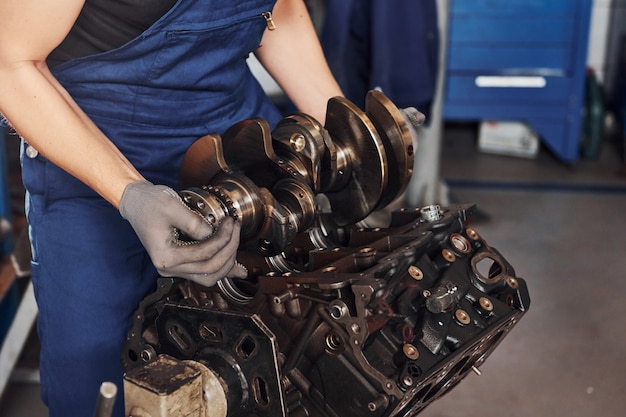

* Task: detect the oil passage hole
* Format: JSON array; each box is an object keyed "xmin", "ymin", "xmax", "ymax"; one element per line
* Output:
[
  {"xmin": 253, "ymin": 376, "xmax": 270, "ymax": 407},
  {"xmin": 258, "ymin": 239, "xmax": 275, "ymax": 254},
  {"xmin": 450, "ymin": 233, "xmax": 471, "ymax": 254},
  {"xmin": 167, "ymin": 321, "xmax": 193, "ymax": 354},
  {"xmin": 127, "ymin": 350, "xmax": 138, "ymax": 363},
  {"xmin": 472, "ymin": 252, "xmax": 505, "ymax": 285},
  {"xmin": 407, "ymin": 362, "xmax": 422, "ymax": 378},
  {"xmin": 199, "ymin": 324, "xmax": 223, "ymax": 343},
  {"xmin": 236, "ymin": 336, "xmax": 258, "ymax": 360},
  {"xmin": 476, "ymin": 258, "xmax": 502, "ymax": 279}
]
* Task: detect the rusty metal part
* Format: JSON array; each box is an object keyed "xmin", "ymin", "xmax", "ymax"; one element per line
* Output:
[{"xmin": 123, "ymin": 355, "xmax": 227, "ymax": 417}]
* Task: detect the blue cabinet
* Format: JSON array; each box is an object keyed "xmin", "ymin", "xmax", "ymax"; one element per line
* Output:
[{"xmin": 443, "ymin": 0, "xmax": 593, "ymax": 163}]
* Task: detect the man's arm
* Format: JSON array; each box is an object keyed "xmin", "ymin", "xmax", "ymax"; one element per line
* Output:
[
  {"xmin": 254, "ymin": 0, "xmax": 343, "ymax": 124},
  {"xmin": 0, "ymin": 0, "xmax": 143, "ymax": 207}
]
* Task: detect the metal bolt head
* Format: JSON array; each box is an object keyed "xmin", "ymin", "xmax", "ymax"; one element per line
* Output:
[
  {"xmin": 289, "ymin": 134, "xmax": 306, "ymax": 152},
  {"xmin": 408, "ymin": 265, "xmax": 423, "ymax": 281},
  {"xmin": 442, "ymin": 249, "xmax": 456, "ymax": 263},
  {"xmin": 455, "ymin": 309, "xmax": 471, "ymax": 325},
  {"xmin": 506, "ymin": 277, "xmax": 519, "ymax": 289},
  {"xmin": 403, "ymin": 343, "xmax": 420, "ymax": 360},
  {"xmin": 140, "ymin": 346, "xmax": 156, "ymax": 363},
  {"xmin": 479, "ymin": 297, "xmax": 494, "ymax": 312},
  {"xmin": 466, "ymin": 228, "xmax": 481, "ymax": 240}
]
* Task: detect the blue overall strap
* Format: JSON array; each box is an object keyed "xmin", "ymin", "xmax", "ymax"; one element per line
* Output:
[{"xmin": 51, "ymin": 0, "xmax": 281, "ymax": 189}]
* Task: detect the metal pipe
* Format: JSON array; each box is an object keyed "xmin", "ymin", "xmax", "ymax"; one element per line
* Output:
[{"xmin": 93, "ymin": 381, "xmax": 117, "ymax": 417}]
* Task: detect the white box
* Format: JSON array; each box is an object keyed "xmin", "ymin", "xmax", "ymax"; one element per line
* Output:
[{"xmin": 478, "ymin": 121, "xmax": 539, "ymax": 158}]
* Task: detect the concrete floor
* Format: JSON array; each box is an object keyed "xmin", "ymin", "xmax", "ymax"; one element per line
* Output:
[
  {"xmin": 1, "ymin": 122, "xmax": 625, "ymax": 416},
  {"xmin": 423, "ymin": 123, "xmax": 626, "ymax": 417}
]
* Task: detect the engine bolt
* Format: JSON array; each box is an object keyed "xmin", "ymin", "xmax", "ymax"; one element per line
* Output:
[
  {"xmin": 351, "ymin": 323, "xmax": 361, "ymax": 334},
  {"xmin": 479, "ymin": 297, "xmax": 494, "ymax": 312},
  {"xmin": 403, "ymin": 343, "xmax": 419, "ymax": 360},
  {"xmin": 455, "ymin": 309, "xmax": 471, "ymax": 325},
  {"xmin": 329, "ymin": 301, "xmax": 349, "ymax": 319},
  {"xmin": 422, "ymin": 290, "xmax": 431, "ymax": 298},
  {"xmin": 140, "ymin": 347, "xmax": 156, "ymax": 363},
  {"xmin": 466, "ymin": 228, "xmax": 481, "ymax": 240},
  {"xmin": 408, "ymin": 265, "xmax": 423, "ymax": 281},
  {"xmin": 402, "ymin": 376, "xmax": 414, "ymax": 387},
  {"xmin": 196, "ymin": 200, "xmax": 205, "ymax": 209},
  {"xmin": 442, "ymin": 249, "xmax": 456, "ymax": 263},
  {"xmin": 506, "ymin": 277, "xmax": 519, "ymax": 289},
  {"xmin": 289, "ymin": 133, "xmax": 306, "ymax": 152},
  {"xmin": 367, "ymin": 395, "xmax": 388, "ymax": 412}
]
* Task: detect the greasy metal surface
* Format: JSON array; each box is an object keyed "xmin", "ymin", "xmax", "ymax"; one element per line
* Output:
[
  {"xmin": 365, "ymin": 90, "xmax": 415, "ymax": 209},
  {"xmin": 179, "ymin": 134, "xmax": 232, "ymax": 189},
  {"xmin": 124, "ymin": 355, "xmax": 216, "ymax": 417},
  {"xmin": 124, "ymin": 92, "xmax": 529, "ymax": 417},
  {"xmin": 178, "ymin": 91, "xmax": 419, "ymax": 253},
  {"xmin": 323, "ymin": 96, "xmax": 387, "ymax": 225},
  {"xmin": 124, "ymin": 205, "xmax": 530, "ymax": 417},
  {"xmin": 271, "ymin": 113, "xmax": 330, "ymax": 192}
]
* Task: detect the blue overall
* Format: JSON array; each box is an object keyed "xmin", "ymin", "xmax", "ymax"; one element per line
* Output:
[{"xmin": 19, "ymin": 1, "xmax": 280, "ymax": 415}]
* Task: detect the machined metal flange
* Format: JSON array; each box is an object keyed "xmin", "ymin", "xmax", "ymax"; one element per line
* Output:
[
  {"xmin": 221, "ymin": 118, "xmax": 307, "ymax": 189},
  {"xmin": 365, "ymin": 90, "xmax": 416, "ymax": 209},
  {"xmin": 179, "ymin": 133, "xmax": 232, "ymax": 188},
  {"xmin": 323, "ymin": 96, "xmax": 387, "ymax": 226}
]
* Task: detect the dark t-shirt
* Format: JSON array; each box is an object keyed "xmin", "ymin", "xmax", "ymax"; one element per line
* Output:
[{"xmin": 48, "ymin": 0, "xmax": 178, "ymax": 67}]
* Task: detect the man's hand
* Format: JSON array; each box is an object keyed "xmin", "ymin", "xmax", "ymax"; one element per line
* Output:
[{"xmin": 119, "ymin": 180, "xmax": 247, "ymax": 287}]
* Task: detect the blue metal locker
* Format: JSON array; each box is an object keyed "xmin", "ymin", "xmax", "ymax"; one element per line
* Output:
[{"xmin": 443, "ymin": 0, "xmax": 593, "ymax": 163}]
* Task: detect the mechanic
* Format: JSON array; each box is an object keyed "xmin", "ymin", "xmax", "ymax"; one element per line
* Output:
[{"xmin": 0, "ymin": 0, "xmax": 342, "ymax": 415}]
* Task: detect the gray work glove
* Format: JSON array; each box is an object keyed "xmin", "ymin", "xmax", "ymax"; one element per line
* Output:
[{"xmin": 119, "ymin": 180, "xmax": 247, "ymax": 286}]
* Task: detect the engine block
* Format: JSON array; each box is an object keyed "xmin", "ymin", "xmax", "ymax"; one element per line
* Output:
[{"xmin": 122, "ymin": 92, "xmax": 530, "ymax": 417}]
